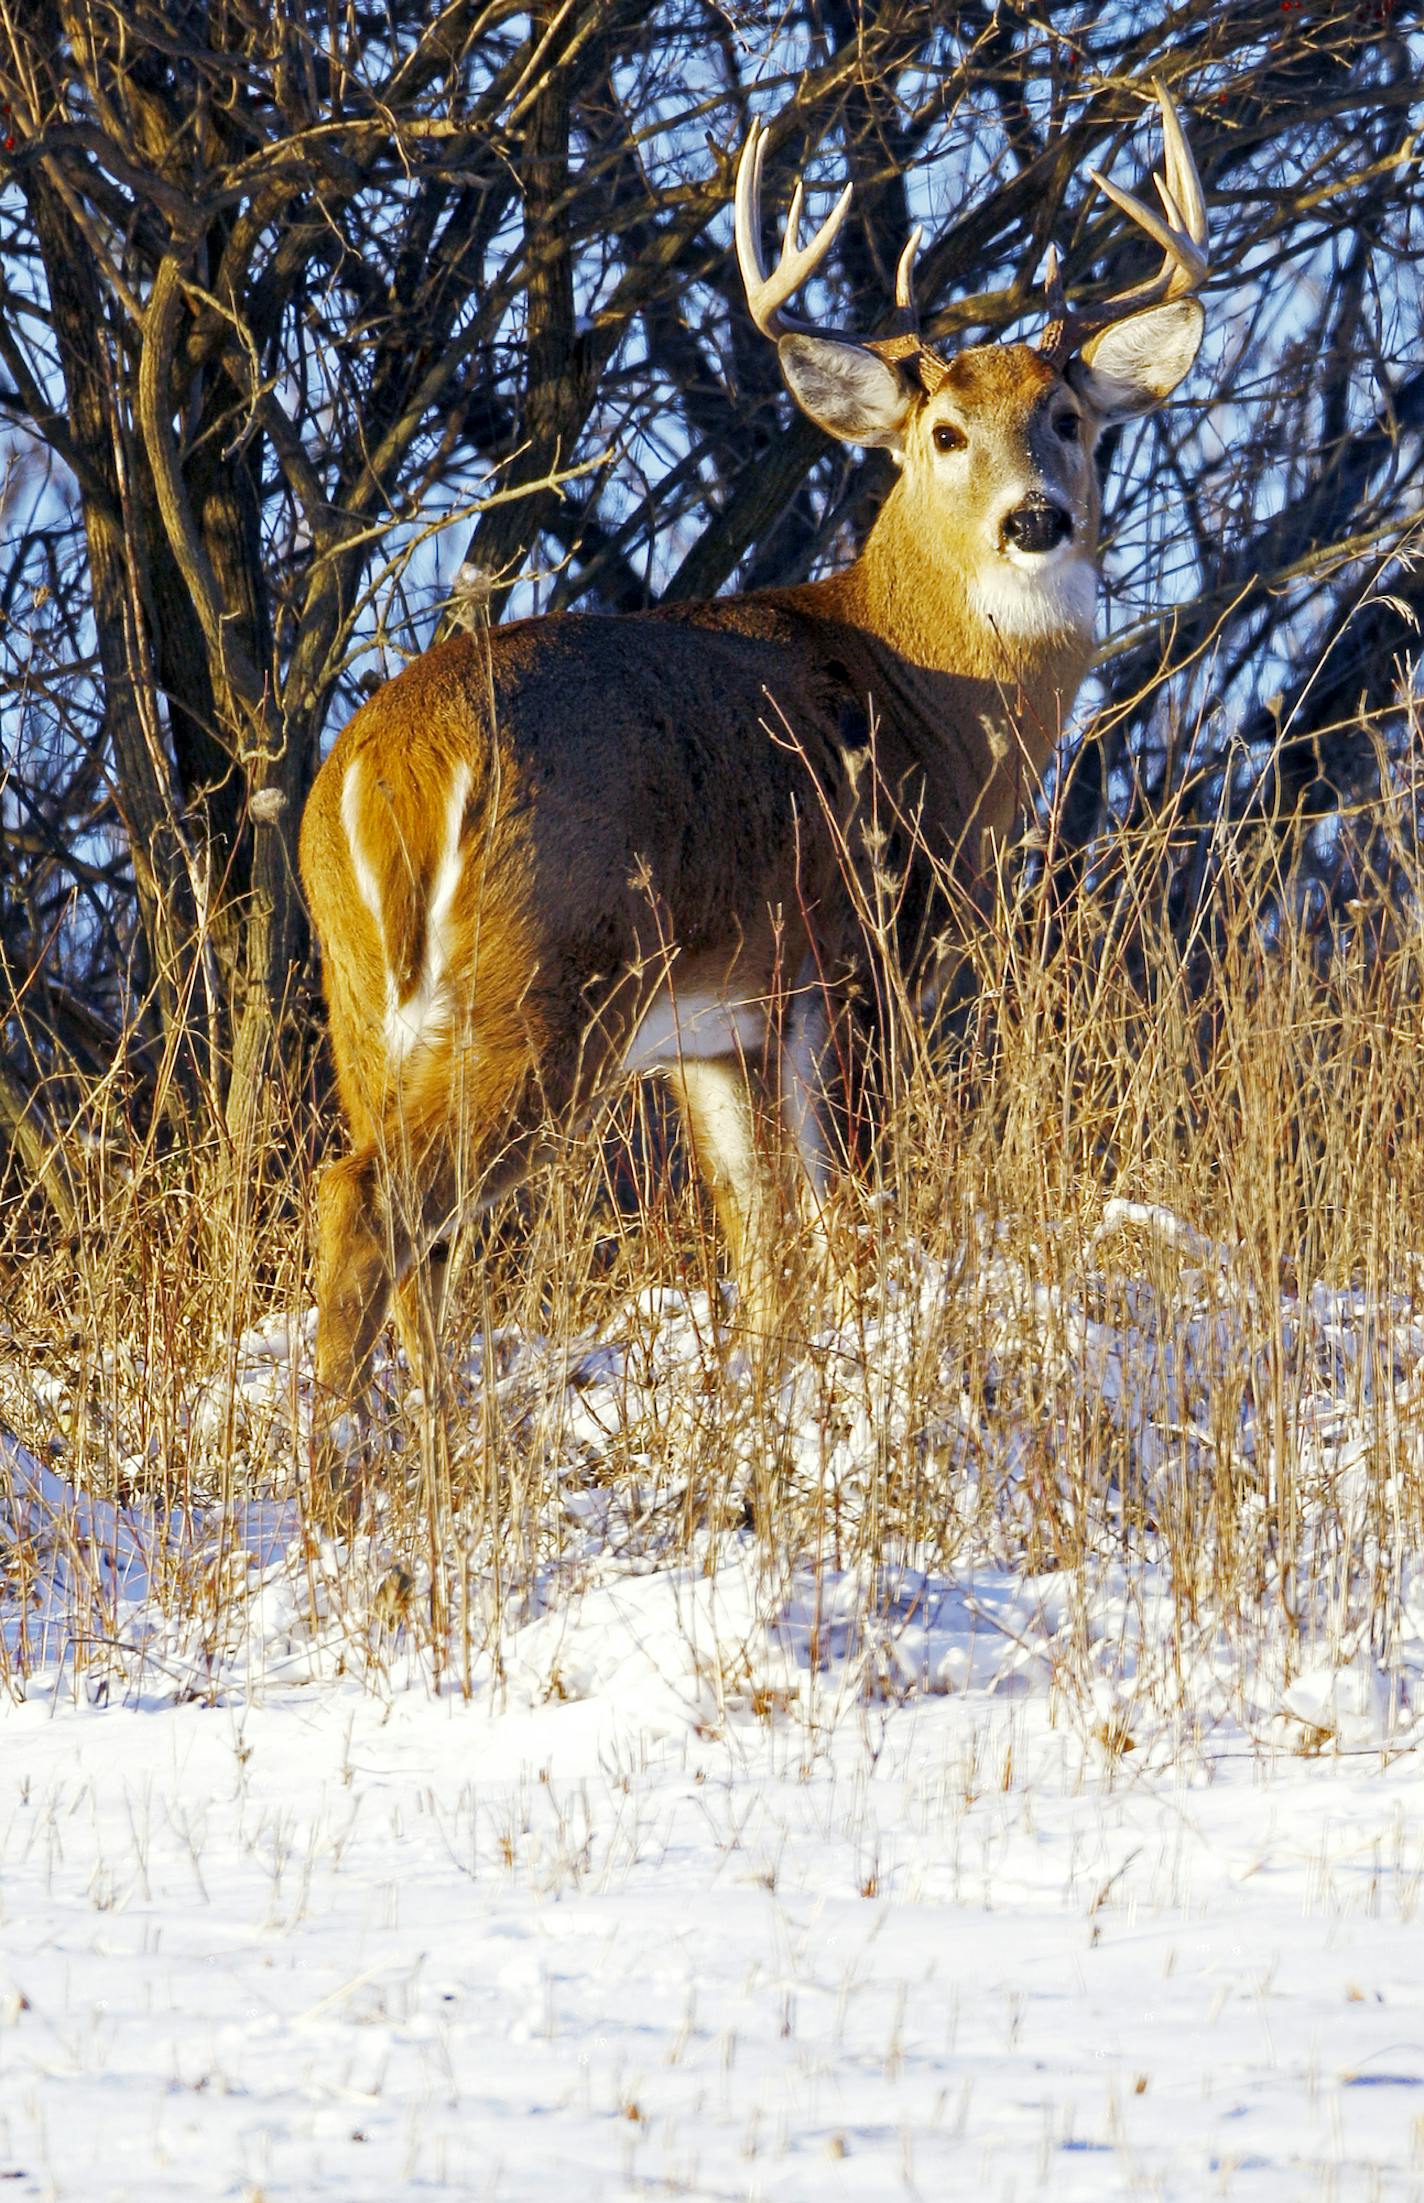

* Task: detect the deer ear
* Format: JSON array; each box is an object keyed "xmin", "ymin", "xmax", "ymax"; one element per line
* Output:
[
  {"xmin": 1069, "ymin": 299, "xmax": 1204, "ymax": 423},
  {"xmin": 778, "ymin": 334, "xmax": 912, "ymax": 449}
]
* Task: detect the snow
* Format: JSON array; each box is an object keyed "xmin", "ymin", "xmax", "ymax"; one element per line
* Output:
[
  {"xmin": 6, "ymin": 1688, "xmax": 1424, "ymax": 2199},
  {"xmin": 6, "ymin": 1205, "xmax": 1424, "ymax": 2198}
]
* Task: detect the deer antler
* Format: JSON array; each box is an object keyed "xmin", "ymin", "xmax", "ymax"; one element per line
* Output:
[
  {"xmin": 1039, "ymin": 83, "xmax": 1209, "ymax": 365},
  {"xmin": 734, "ymin": 119, "xmax": 942, "ymax": 385},
  {"xmin": 734, "ymin": 120, "xmax": 854, "ymax": 342}
]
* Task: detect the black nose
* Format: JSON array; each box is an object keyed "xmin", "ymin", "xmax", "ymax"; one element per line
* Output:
[{"xmin": 1001, "ymin": 498, "xmax": 1072, "ymax": 555}]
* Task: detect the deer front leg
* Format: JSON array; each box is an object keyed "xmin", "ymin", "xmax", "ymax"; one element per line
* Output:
[{"xmin": 671, "ymin": 1056, "xmax": 796, "ymax": 1351}]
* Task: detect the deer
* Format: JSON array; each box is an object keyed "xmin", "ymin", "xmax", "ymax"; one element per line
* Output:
[{"xmin": 299, "ymin": 85, "xmax": 1209, "ymax": 1492}]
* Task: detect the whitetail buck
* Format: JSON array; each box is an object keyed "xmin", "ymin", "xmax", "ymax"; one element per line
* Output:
[{"xmin": 301, "ymin": 87, "xmax": 1208, "ymax": 1481}]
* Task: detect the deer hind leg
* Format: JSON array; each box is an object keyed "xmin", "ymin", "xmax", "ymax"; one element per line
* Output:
[
  {"xmin": 314, "ymin": 1150, "xmax": 398, "ymax": 1403},
  {"xmin": 313, "ymin": 1121, "xmax": 474, "ymax": 1518},
  {"xmin": 312, "ymin": 1038, "xmax": 553, "ymax": 1514},
  {"xmin": 311, "ymin": 1144, "xmax": 410, "ymax": 1517}
]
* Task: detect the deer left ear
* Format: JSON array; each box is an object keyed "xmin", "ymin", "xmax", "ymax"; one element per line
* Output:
[{"xmin": 1069, "ymin": 299, "xmax": 1205, "ymax": 423}]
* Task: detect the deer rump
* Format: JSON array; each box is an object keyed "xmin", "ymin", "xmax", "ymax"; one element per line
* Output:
[{"xmin": 307, "ymin": 602, "xmax": 968, "ymax": 1157}]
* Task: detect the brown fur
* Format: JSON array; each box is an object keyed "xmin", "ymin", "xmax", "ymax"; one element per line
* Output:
[{"xmin": 300, "ymin": 328, "xmax": 1194, "ymax": 1483}]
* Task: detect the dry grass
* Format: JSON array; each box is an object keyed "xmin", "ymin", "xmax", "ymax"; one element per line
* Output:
[{"xmin": 5, "ymin": 703, "xmax": 1424, "ymax": 1720}]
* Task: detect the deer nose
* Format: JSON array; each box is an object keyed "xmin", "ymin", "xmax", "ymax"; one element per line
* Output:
[{"xmin": 1000, "ymin": 497, "xmax": 1072, "ymax": 555}]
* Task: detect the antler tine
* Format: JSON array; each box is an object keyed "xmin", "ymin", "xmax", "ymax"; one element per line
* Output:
[
  {"xmin": 893, "ymin": 226, "xmax": 923, "ymax": 317},
  {"xmin": 1086, "ymin": 167, "xmax": 1208, "ymax": 305},
  {"xmin": 734, "ymin": 118, "xmax": 855, "ymax": 341},
  {"xmin": 1039, "ymin": 81, "xmax": 1210, "ymax": 361},
  {"xmin": 1158, "ymin": 77, "xmax": 1208, "ymax": 257},
  {"xmin": 858, "ymin": 221, "xmax": 927, "ymax": 367},
  {"xmin": 1082, "ymin": 81, "xmax": 1210, "ymax": 314},
  {"xmin": 1041, "ymin": 240, "xmax": 1067, "ymax": 324}
]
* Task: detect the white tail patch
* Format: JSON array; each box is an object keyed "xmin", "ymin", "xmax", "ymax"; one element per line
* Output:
[
  {"xmin": 340, "ymin": 755, "xmax": 387, "ymax": 946},
  {"xmin": 341, "ymin": 753, "xmax": 471, "ymax": 1067},
  {"xmin": 386, "ymin": 762, "xmax": 471, "ymax": 1065}
]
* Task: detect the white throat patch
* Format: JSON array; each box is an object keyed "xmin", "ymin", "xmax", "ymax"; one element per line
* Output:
[{"xmin": 969, "ymin": 552, "xmax": 1098, "ymax": 643}]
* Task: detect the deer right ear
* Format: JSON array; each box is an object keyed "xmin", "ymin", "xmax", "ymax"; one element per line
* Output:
[{"xmin": 778, "ymin": 335, "xmax": 912, "ymax": 449}]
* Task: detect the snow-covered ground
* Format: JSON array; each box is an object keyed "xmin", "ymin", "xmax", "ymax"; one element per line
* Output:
[
  {"xmin": 7, "ymin": 1672, "xmax": 1424, "ymax": 2199},
  {"xmin": 6, "ymin": 1203, "xmax": 1424, "ymax": 2199}
]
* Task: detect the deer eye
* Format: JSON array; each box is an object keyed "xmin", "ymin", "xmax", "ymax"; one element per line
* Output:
[
  {"xmin": 1053, "ymin": 411, "xmax": 1080, "ymax": 442},
  {"xmin": 932, "ymin": 422, "xmax": 967, "ymax": 454}
]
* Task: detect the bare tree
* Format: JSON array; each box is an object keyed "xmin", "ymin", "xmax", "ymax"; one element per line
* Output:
[{"xmin": 0, "ymin": 0, "xmax": 1419, "ymax": 1219}]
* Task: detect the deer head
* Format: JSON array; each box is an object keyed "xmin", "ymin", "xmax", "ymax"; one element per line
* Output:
[{"xmin": 735, "ymin": 86, "xmax": 1209, "ymax": 643}]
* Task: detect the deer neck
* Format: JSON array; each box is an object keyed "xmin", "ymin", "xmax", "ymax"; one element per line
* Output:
[{"xmin": 808, "ymin": 487, "xmax": 1097, "ymax": 779}]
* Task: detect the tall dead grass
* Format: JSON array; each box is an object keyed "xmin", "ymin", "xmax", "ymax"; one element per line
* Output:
[{"xmin": 5, "ymin": 699, "xmax": 1424, "ymax": 1705}]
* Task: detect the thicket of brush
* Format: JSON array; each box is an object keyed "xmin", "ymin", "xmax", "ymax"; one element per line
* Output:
[{"xmin": 4, "ymin": 699, "xmax": 1424, "ymax": 1706}]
